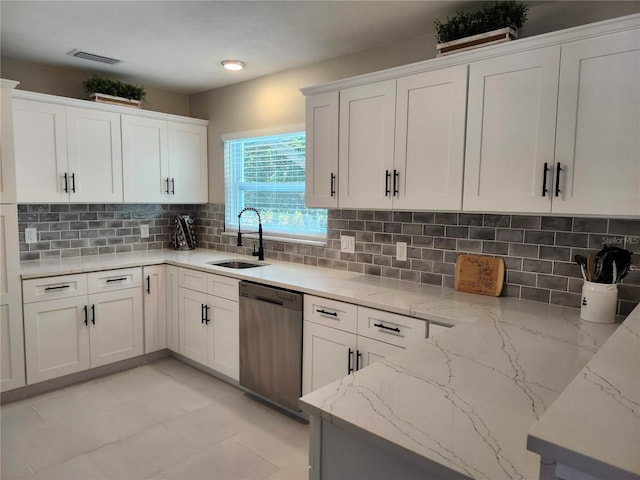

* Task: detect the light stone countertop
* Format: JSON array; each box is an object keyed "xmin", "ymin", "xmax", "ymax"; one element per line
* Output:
[
  {"xmin": 20, "ymin": 248, "xmax": 638, "ymax": 479},
  {"xmin": 527, "ymin": 305, "xmax": 640, "ymax": 479}
]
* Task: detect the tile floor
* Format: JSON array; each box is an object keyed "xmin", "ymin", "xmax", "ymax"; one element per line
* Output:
[{"xmin": 1, "ymin": 358, "xmax": 310, "ymax": 480}]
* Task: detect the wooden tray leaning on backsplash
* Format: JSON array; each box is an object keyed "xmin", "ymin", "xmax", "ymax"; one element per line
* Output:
[{"xmin": 454, "ymin": 254, "xmax": 505, "ymax": 297}]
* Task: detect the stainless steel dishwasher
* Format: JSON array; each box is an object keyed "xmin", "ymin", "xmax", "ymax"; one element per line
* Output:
[{"xmin": 239, "ymin": 281, "xmax": 303, "ymax": 412}]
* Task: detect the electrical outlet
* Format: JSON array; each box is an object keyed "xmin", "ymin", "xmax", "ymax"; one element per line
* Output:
[
  {"xmin": 340, "ymin": 235, "xmax": 355, "ymax": 254},
  {"xmin": 140, "ymin": 224, "xmax": 150, "ymax": 239},
  {"xmin": 25, "ymin": 228, "xmax": 38, "ymax": 244},
  {"xmin": 396, "ymin": 242, "xmax": 407, "ymax": 261}
]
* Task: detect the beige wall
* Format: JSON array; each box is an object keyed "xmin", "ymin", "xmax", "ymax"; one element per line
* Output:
[
  {"xmin": 190, "ymin": 2, "xmax": 640, "ymax": 203},
  {"xmin": 1, "ymin": 58, "xmax": 190, "ymax": 116}
]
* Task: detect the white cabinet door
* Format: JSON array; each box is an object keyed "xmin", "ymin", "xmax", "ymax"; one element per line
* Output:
[
  {"xmin": 302, "ymin": 321, "xmax": 356, "ymax": 395},
  {"xmin": 13, "ymin": 99, "xmax": 68, "ymax": 203},
  {"xmin": 0, "ymin": 205, "xmax": 25, "ymax": 391},
  {"xmin": 553, "ymin": 29, "xmax": 640, "ymax": 216},
  {"xmin": 66, "ymin": 107, "xmax": 123, "ymax": 203},
  {"xmin": 178, "ymin": 287, "xmax": 209, "ymax": 365},
  {"xmin": 306, "ymin": 91, "xmax": 339, "ymax": 208},
  {"xmin": 338, "ymin": 80, "xmax": 396, "ymax": 209},
  {"xmin": 463, "ymin": 46, "xmax": 561, "ymax": 213},
  {"xmin": 24, "ymin": 296, "xmax": 90, "ymax": 384},
  {"xmin": 356, "ymin": 335, "xmax": 402, "ymax": 370},
  {"xmin": 166, "ymin": 265, "xmax": 180, "ymax": 352},
  {"xmin": 122, "ymin": 115, "xmax": 169, "ymax": 203},
  {"xmin": 143, "ymin": 265, "xmax": 167, "ymax": 353},
  {"xmin": 394, "ymin": 66, "xmax": 467, "ymax": 211},
  {"xmin": 168, "ymin": 122, "xmax": 208, "ymax": 203},
  {"xmin": 89, "ymin": 288, "xmax": 143, "ymax": 367},
  {"xmin": 208, "ymin": 295, "xmax": 239, "ymax": 380}
]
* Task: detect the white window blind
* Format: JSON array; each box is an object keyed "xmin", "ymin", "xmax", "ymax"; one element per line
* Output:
[{"xmin": 224, "ymin": 131, "xmax": 327, "ymax": 241}]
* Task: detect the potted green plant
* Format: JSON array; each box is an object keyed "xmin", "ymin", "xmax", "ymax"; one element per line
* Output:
[
  {"xmin": 83, "ymin": 75, "xmax": 146, "ymax": 108},
  {"xmin": 434, "ymin": 1, "xmax": 529, "ymax": 56}
]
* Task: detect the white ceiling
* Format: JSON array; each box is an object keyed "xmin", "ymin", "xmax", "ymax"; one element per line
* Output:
[{"xmin": 1, "ymin": 0, "xmax": 478, "ymax": 94}]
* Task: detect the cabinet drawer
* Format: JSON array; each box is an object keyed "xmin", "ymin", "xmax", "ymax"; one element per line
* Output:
[
  {"xmin": 88, "ymin": 268, "xmax": 142, "ymax": 294},
  {"xmin": 23, "ymin": 274, "xmax": 87, "ymax": 303},
  {"xmin": 428, "ymin": 323, "xmax": 451, "ymax": 339},
  {"xmin": 357, "ymin": 307, "xmax": 426, "ymax": 348},
  {"xmin": 208, "ymin": 274, "xmax": 239, "ymax": 301},
  {"xmin": 178, "ymin": 267, "xmax": 208, "ymax": 293},
  {"xmin": 304, "ymin": 295, "xmax": 357, "ymax": 333}
]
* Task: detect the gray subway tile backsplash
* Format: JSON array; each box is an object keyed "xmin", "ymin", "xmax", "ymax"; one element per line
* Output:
[{"xmin": 19, "ymin": 203, "xmax": 640, "ymax": 315}]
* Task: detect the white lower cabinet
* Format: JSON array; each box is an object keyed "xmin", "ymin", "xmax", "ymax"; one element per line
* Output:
[
  {"xmin": 143, "ymin": 265, "xmax": 167, "ymax": 353},
  {"xmin": 177, "ymin": 268, "xmax": 240, "ymax": 381},
  {"xmin": 22, "ymin": 268, "xmax": 143, "ymax": 384},
  {"xmin": 302, "ymin": 295, "xmax": 432, "ymax": 396}
]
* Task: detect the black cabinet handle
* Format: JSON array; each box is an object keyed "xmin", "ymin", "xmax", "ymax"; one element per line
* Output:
[
  {"xmin": 374, "ymin": 322, "xmax": 401, "ymax": 333},
  {"xmin": 146, "ymin": 275, "xmax": 151, "ymax": 294},
  {"xmin": 106, "ymin": 277, "xmax": 128, "ymax": 283},
  {"xmin": 542, "ymin": 162, "xmax": 550, "ymax": 197},
  {"xmin": 384, "ymin": 170, "xmax": 391, "ymax": 196},
  {"xmin": 316, "ymin": 309, "xmax": 337, "ymax": 317},
  {"xmin": 63, "ymin": 173, "xmax": 69, "ymax": 193},
  {"xmin": 204, "ymin": 305, "xmax": 210, "ymax": 324},
  {"xmin": 201, "ymin": 304, "xmax": 205, "ymax": 324},
  {"xmin": 330, "ymin": 173, "xmax": 336, "ymax": 197},
  {"xmin": 393, "ymin": 170, "xmax": 399, "ymax": 197},
  {"xmin": 45, "ymin": 284, "xmax": 70, "ymax": 291},
  {"xmin": 555, "ymin": 162, "xmax": 562, "ymax": 197},
  {"xmin": 171, "ymin": 178, "xmax": 175, "ymax": 195},
  {"xmin": 165, "ymin": 178, "xmax": 170, "ymax": 194},
  {"xmin": 91, "ymin": 305, "xmax": 95, "ymax": 325},
  {"xmin": 356, "ymin": 350, "xmax": 362, "ymax": 371},
  {"xmin": 71, "ymin": 173, "xmax": 76, "ymax": 193},
  {"xmin": 347, "ymin": 348, "xmax": 354, "ymax": 374},
  {"xmin": 83, "ymin": 305, "xmax": 88, "ymax": 326}
]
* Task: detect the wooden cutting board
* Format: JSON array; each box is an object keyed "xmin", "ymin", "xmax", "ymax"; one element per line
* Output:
[{"xmin": 454, "ymin": 254, "xmax": 505, "ymax": 297}]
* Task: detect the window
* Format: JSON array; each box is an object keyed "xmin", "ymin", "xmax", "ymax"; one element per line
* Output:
[{"xmin": 224, "ymin": 131, "xmax": 327, "ymax": 241}]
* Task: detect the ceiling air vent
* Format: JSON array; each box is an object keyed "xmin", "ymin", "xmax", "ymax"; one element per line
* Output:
[{"xmin": 67, "ymin": 49, "xmax": 122, "ymax": 65}]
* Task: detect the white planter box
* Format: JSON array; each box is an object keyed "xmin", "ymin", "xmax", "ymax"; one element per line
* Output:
[
  {"xmin": 436, "ymin": 27, "xmax": 518, "ymax": 56},
  {"xmin": 90, "ymin": 93, "xmax": 142, "ymax": 108}
]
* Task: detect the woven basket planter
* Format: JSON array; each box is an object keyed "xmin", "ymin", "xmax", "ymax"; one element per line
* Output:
[
  {"xmin": 436, "ymin": 27, "xmax": 518, "ymax": 56},
  {"xmin": 90, "ymin": 93, "xmax": 142, "ymax": 108}
]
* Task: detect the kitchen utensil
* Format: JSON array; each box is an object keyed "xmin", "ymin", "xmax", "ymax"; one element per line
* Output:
[
  {"xmin": 574, "ymin": 254, "xmax": 588, "ymax": 281},
  {"xmin": 454, "ymin": 254, "xmax": 505, "ymax": 297},
  {"xmin": 172, "ymin": 214, "xmax": 196, "ymax": 250},
  {"xmin": 587, "ymin": 255, "xmax": 595, "ymax": 282}
]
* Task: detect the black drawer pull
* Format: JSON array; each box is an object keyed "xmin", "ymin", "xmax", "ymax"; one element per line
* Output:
[
  {"xmin": 374, "ymin": 322, "xmax": 401, "ymax": 333},
  {"xmin": 165, "ymin": 178, "xmax": 170, "ymax": 194},
  {"xmin": 347, "ymin": 348, "xmax": 354, "ymax": 374},
  {"xmin": 83, "ymin": 305, "xmax": 88, "ymax": 326},
  {"xmin": 356, "ymin": 350, "xmax": 362, "ymax": 371},
  {"xmin": 393, "ymin": 169, "xmax": 399, "ymax": 197},
  {"xmin": 555, "ymin": 162, "xmax": 562, "ymax": 197},
  {"xmin": 146, "ymin": 275, "xmax": 151, "ymax": 294},
  {"xmin": 316, "ymin": 309, "xmax": 337, "ymax": 317},
  {"xmin": 91, "ymin": 304, "xmax": 95, "ymax": 325},
  {"xmin": 384, "ymin": 170, "xmax": 391, "ymax": 196},
  {"xmin": 106, "ymin": 277, "xmax": 128, "ymax": 283},
  {"xmin": 542, "ymin": 162, "xmax": 550, "ymax": 197},
  {"xmin": 330, "ymin": 173, "xmax": 336, "ymax": 197},
  {"xmin": 45, "ymin": 284, "xmax": 70, "ymax": 291},
  {"xmin": 171, "ymin": 178, "xmax": 175, "ymax": 195},
  {"xmin": 204, "ymin": 305, "xmax": 210, "ymax": 324},
  {"xmin": 201, "ymin": 304, "xmax": 205, "ymax": 324},
  {"xmin": 63, "ymin": 173, "xmax": 69, "ymax": 193},
  {"xmin": 71, "ymin": 173, "xmax": 76, "ymax": 193}
]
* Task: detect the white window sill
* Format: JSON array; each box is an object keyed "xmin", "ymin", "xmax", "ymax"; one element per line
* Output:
[{"xmin": 222, "ymin": 231, "xmax": 327, "ymax": 247}]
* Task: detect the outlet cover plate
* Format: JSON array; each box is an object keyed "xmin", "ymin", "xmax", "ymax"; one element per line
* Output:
[
  {"xmin": 140, "ymin": 224, "xmax": 150, "ymax": 239},
  {"xmin": 396, "ymin": 242, "xmax": 407, "ymax": 261},
  {"xmin": 25, "ymin": 228, "xmax": 37, "ymax": 244},
  {"xmin": 340, "ymin": 235, "xmax": 355, "ymax": 254}
]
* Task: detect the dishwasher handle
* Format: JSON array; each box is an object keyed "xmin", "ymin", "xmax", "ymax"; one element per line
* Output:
[{"xmin": 255, "ymin": 296, "xmax": 284, "ymax": 306}]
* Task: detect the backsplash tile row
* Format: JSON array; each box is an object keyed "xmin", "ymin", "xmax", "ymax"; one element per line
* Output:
[
  {"xmin": 198, "ymin": 204, "xmax": 639, "ymax": 316},
  {"xmin": 19, "ymin": 203, "xmax": 639, "ymax": 315},
  {"xmin": 18, "ymin": 203, "xmax": 205, "ymax": 260}
]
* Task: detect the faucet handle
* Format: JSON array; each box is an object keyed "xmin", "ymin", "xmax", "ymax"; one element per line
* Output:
[
  {"xmin": 237, "ymin": 231, "xmax": 243, "ymax": 247},
  {"xmin": 252, "ymin": 244, "xmax": 258, "ymax": 256}
]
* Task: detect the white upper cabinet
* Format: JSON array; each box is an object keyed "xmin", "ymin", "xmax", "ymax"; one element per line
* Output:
[
  {"xmin": 393, "ymin": 66, "xmax": 468, "ymax": 211},
  {"xmin": 13, "ymin": 91, "xmax": 208, "ymax": 205},
  {"xmin": 338, "ymin": 80, "xmax": 396, "ymax": 209},
  {"xmin": 14, "ymin": 99, "xmax": 68, "ymax": 203},
  {"xmin": 1, "ymin": 79, "xmax": 19, "ymax": 203},
  {"xmin": 553, "ymin": 29, "xmax": 640, "ymax": 216},
  {"xmin": 66, "ymin": 107, "xmax": 123, "ymax": 203},
  {"xmin": 168, "ymin": 122, "xmax": 208, "ymax": 204},
  {"xmin": 305, "ymin": 91, "xmax": 339, "ymax": 208},
  {"xmin": 463, "ymin": 46, "xmax": 561, "ymax": 213},
  {"xmin": 122, "ymin": 115, "xmax": 169, "ymax": 203}
]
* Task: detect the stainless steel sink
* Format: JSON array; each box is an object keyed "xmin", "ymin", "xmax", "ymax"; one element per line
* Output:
[{"xmin": 207, "ymin": 259, "xmax": 267, "ymax": 269}]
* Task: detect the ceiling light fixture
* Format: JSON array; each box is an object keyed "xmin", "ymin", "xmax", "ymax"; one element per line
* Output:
[{"xmin": 221, "ymin": 60, "xmax": 245, "ymax": 71}]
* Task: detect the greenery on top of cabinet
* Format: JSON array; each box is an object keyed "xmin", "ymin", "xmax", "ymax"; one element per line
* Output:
[{"xmin": 83, "ymin": 75, "xmax": 147, "ymax": 101}]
